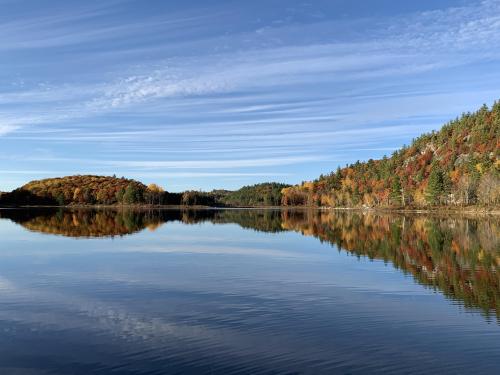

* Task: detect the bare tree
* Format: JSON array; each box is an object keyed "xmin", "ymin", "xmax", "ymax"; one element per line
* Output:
[
  {"xmin": 477, "ymin": 172, "xmax": 499, "ymax": 205},
  {"xmin": 456, "ymin": 175, "xmax": 474, "ymax": 205}
]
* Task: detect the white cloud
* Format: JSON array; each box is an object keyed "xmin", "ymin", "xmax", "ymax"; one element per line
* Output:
[
  {"xmin": 1, "ymin": 0, "xmax": 499, "ymax": 192},
  {"xmin": 129, "ymin": 172, "xmax": 291, "ymax": 178},
  {"xmin": 73, "ymin": 156, "xmax": 322, "ymax": 170},
  {"xmin": 0, "ymin": 124, "xmax": 19, "ymax": 136},
  {"xmin": 1, "ymin": 0, "xmax": 499, "ymax": 136}
]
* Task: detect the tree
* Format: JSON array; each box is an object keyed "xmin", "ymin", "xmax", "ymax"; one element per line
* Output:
[
  {"xmin": 96, "ymin": 190, "xmax": 108, "ymax": 204},
  {"xmin": 116, "ymin": 188, "xmax": 125, "ymax": 204},
  {"xmin": 477, "ymin": 172, "xmax": 500, "ymax": 205},
  {"xmin": 146, "ymin": 183, "xmax": 164, "ymax": 205},
  {"xmin": 426, "ymin": 164, "xmax": 444, "ymax": 205},
  {"xmin": 442, "ymin": 172, "xmax": 452, "ymax": 205},
  {"xmin": 73, "ymin": 187, "xmax": 83, "ymax": 203},
  {"xmin": 390, "ymin": 177, "xmax": 404, "ymax": 206},
  {"xmin": 123, "ymin": 184, "xmax": 140, "ymax": 204},
  {"xmin": 456, "ymin": 175, "xmax": 473, "ymax": 205},
  {"xmin": 83, "ymin": 188, "xmax": 95, "ymax": 204},
  {"xmin": 56, "ymin": 193, "xmax": 65, "ymax": 206}
]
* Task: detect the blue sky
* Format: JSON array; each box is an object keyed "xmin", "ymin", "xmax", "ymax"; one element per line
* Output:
[{"xmin": 1, "ymin": 0, "xmax": 499, "ymax": 192}]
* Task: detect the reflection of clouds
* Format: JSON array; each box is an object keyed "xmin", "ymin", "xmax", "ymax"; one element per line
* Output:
[
  {"xmin": 0, "ymin": 281, "xmax": 336, "ymax": 370},
  {"xmin": 122, "ymin": 244, "xmax": 308, "ymax": 258},
  {"xmin": 0, "ymin": 269, "xmax": 483, "ymax": 373},
  {"xmin": 0, "ymin": 288, "xmax": 221, "ymax": 354},
  {"xmin": 0, "ymin": 276, "xmax": 14, "ymax": 291}
]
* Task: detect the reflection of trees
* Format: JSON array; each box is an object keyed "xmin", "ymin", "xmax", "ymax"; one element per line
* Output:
[
  {"xmin": 210, "ymin": 210, "xmax": 285, "ymax": 233},
  {"xmin": 281, "ymin": 210, "xmax": 499, "ymax": 321},
  {"xmin": 1, "ymin": 208, "xmax": 498, "ymax": 319},
  {"xmin": 0, "ymin": 209, "xmax": 168, "ymax": 238}
]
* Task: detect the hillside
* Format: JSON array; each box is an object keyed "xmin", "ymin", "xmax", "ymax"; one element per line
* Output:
[
  {"xmin": 220, "ymin": 183, "xmax": 290, "ymax": 207},
  {"xmin": 0, "ymin": 175, "xmax": 150, "ymax": 206},
  {"xmin": 172, "ymin": 183, "xmax": 290, "ymax": 207},
  {"xmin": 0, "ymin": 177, "xmax": 290, "ymax": 208},
  {"xmin": 282, "ymin": 101, "xmax": 500, "ymax": 208}
]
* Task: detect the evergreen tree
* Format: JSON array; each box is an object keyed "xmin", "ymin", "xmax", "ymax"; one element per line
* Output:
[
  {"xmin": 390, "ymin": 177, "xmax": 402, "ymax": 205},
  {"xmin": 426, "ymin": 164, "xmax": 444, "ymax": 205},
  {"xmin": 123, "ymin": 184, "xmax": 139, "ymax": 204}
]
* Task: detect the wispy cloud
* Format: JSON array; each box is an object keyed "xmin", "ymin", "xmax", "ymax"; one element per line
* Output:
[
  {"xmin": 105, "ymin": 156, "xmax": 321, "ymax": 170},
  {"xmin": 2, "ymin": 0, "xmax": 499, "ymax": 132},
  {"xmin": 0, "ymin": 0, "xmax": 499, "ymax": 191},
  {"xmin": 0, "ymin": 124, "xmax": 18, "ymax": 136}
]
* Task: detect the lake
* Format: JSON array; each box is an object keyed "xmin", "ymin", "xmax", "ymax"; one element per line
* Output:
[{"xmin": 0, "ymin": 208, "xmax": 498, "ymax": 374}]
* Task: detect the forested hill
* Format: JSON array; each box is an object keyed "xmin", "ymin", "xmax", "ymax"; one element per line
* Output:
[
  {"xmin": 0, "ymin": 175, "xmax": 155, "ymax": 206},
  {"xmin": 282, "ymin": 101, "xmax": 500, "ymax": 208},
  {"xmin": 220, "ymin": 183, "xmax": 290, "ymax": 207},
  {"xmin": 177, "ymin": 183, "xmax": 290, "ymax": 207},
  {"xmin": 0, "ymin": 176, "xmax": 288, "ymax": 208}
]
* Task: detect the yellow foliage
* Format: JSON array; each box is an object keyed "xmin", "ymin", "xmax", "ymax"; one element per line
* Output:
[
  {"xmin": 302, "ymin": 182, "xmax": 314, "ymax": 191},
  {"xmin": 147, "ymin": 183, "xmax": 164, "ymax": 193}
]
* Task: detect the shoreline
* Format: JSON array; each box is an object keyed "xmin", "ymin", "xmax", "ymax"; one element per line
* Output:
[{"xmin": 0, "ymin": 204, "xmax": 498, "ymax": 216}]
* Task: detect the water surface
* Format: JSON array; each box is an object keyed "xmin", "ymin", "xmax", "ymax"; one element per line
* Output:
[{"xmin": 0, "ymin": 208, "xmax": 498, "ymax": 374}]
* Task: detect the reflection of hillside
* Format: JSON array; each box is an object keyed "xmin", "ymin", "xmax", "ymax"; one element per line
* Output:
[
  {"xmin": 210, "ymin": 210, "xmax": 285, "ymax": 233},
  {"xmin": 1, "ymin": 208, "xmax": 498, "ymax": 319},
  {"xmin": 281, "ymin": 210, "xmax": 500, "ymax": 320},
  {"xmin": 1, "ymin": 209, "xmax": 167, "ymax": 238},
  {"xmin": 1, "ymin": 208, "xmax": 286, "ymax": 238}
]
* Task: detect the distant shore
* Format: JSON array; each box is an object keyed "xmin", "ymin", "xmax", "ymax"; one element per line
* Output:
[{"xmin": 1, "ymin": 204, "xmax": 498, "ymax": 216}]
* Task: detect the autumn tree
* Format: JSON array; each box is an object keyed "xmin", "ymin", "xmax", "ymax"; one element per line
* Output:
[
  {"xmin": 146, "ymin": 183, "xmax": 164, "ymax": 205},
  {"xmin": 456, "ymin": 175, "xmax": 473, "ymax": 205}
]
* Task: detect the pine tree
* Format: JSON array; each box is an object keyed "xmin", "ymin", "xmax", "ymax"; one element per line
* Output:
[
  {"xmin": 390, "ymin": 177, "xmax": 402, "ymax": 205},
  {"xmin": 426, "ymin": 164, "xmax": 444, "ymax": 205}
]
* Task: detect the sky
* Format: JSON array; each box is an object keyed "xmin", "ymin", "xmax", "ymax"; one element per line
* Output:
[{"xmin": 0, "ymin": 0, "xmax": 499, "ymax": 192}]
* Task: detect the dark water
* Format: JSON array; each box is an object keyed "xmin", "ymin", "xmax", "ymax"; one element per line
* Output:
[{"xmin": 0, "ymin": 208, "xmax": 498, "ymax": 374}]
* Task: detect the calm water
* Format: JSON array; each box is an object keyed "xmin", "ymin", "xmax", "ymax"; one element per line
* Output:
[{"xmin": 0, "ymin": 208, "xmax": 498, "ymax": 374}]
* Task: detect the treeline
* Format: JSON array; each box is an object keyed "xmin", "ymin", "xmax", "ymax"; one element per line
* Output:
[
  {"xmin": 220, "ymin": 183, "xmax": 290, "ymax": 206},
  {"xmin": 282, "ymin": 101, "xmax": 500, "ymax": 208},
  {"xmin": 0, "ymin": 175, "xmax": 152, "ymax": 206},
  {"xmin": 0, "ymin": 176, "xmax": 289, "ymax": 208},
  {"xmin": 174, "ymin": 183, "xmax": 289, "ymax": 207}
]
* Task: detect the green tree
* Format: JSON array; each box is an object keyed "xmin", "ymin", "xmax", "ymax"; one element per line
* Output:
[
  {"xmin": 56, "ymin": 193, "xmax": 65, "ymax": 206},
  {"xmin": 123, "ymin": 184, "xmax": 140, "ymax": 204},
  {"xmin": 442, "ymin": 171, "xmax": 452, "ymax": 204},
  {"xmin": 116, "ymin": 188, "xmax": 125, "ymax": 204},
  {"xmin": 426, "ymin": 164, "xmax": 444, "ymax": 205},
  {"xmin": 390, "ymin": 177, "xmax": 402, "ymax": 205}
]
